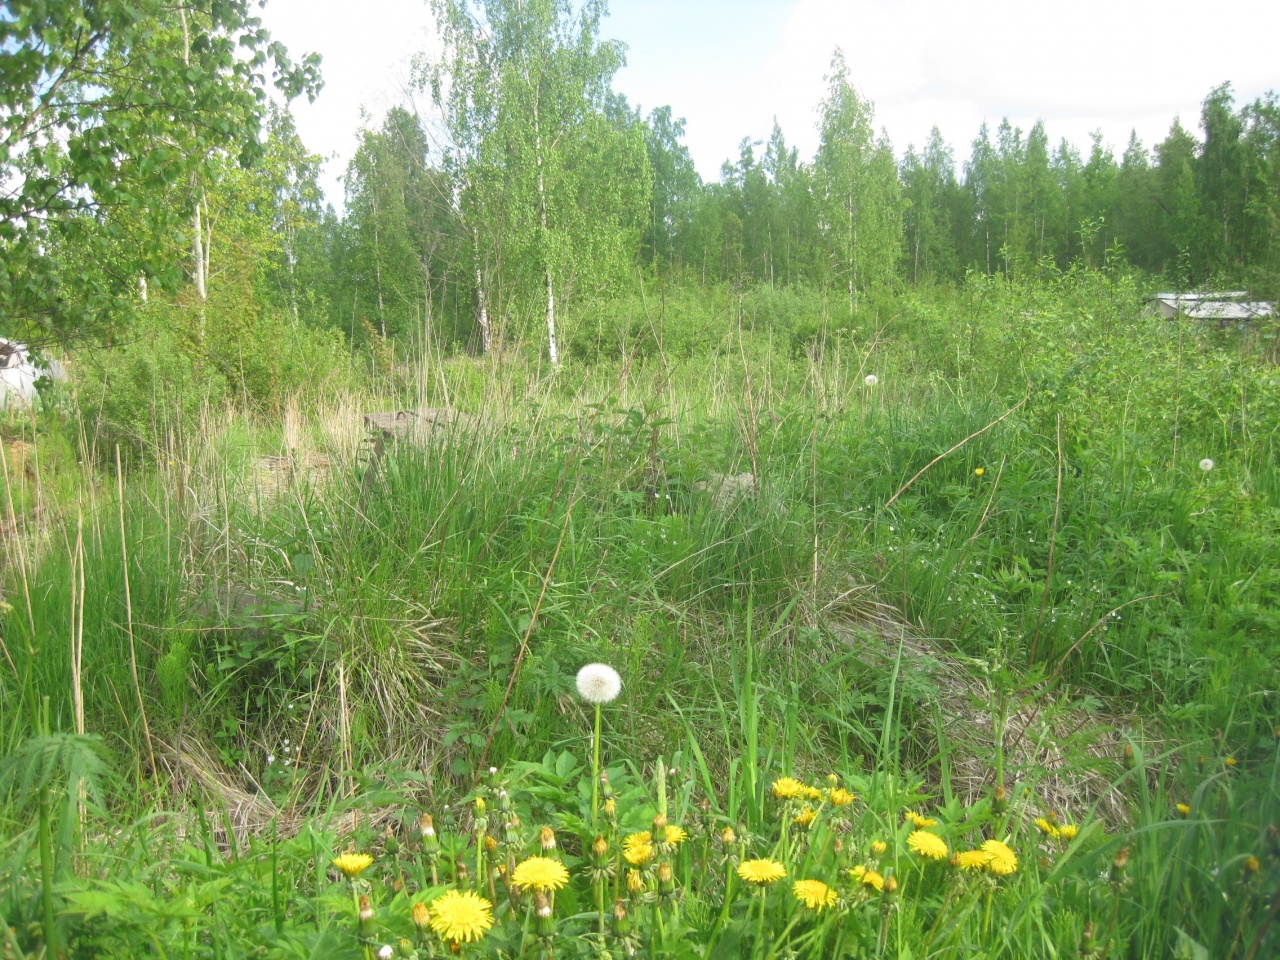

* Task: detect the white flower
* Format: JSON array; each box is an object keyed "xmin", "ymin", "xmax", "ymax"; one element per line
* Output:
[
  {"xmin": 575, "ymin": 663, "xmax": 622, "ymax": 704},
  {"xmin": 378, "ymin": 946, "xmax": 394, "ymax": 960},
  {"xmin": 1199, "ymin": 458, "xmax": 1215, "ymax": 472},
  {"xmin": 864, "ymin": 374, "xmax": 879, "ymax": 387}
]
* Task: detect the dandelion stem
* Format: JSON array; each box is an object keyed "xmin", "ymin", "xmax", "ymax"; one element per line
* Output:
[
  {"xmin": 591, "ymin": 702, "xmax": 602, "ymax": 825},
  {"xmin": 753, "ymin": 891, "xmax": 767, "ymax": 960}
]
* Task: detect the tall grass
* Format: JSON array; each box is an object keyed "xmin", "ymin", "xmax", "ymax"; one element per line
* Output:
[{"xmin": 1, "ymin": 265, "xmax": 1278, "ymax": 956}]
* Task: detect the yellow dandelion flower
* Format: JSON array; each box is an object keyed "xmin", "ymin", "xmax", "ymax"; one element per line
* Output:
[
  {"xmin": 1034, "ymin": 818, "xmax": 1061, "ymax": 839},
  {"xmin": 802, "ymin": 786, "xmax": 824, "ymax": 802},
  {"xmin": 428, "ymin": 890, "xmax": 494, "ymax": 944},
  {"xmin": 907, "ymin": 830, "xmax": 949, "ymax": 860},
  {"xmin": 954, "ymin": 849, "xmax": 990, "ymax": 871},
  {"xmin": 795, "ymin": 806, "xmax": 817, "ymax": 828},
  {"xmin": 1175, "ymin": 803, "xmax": 1192, "ymax": 817},
  {"xmin": 982, "ymin": 839, "xmax": 1018, "ymax": 876},
  {"xmin": 828, "ymin": 787, "xmax": 857, "ymax": 807},
  {"xmin": 737, "ymin": 859, "xmax": 787, "ymax": 886},
  {"xmin": 664, "ymin": 825, "xmax": 688, "ymax": 846},
  {"xmin": 1225, "ymin": 757, "xmax": 1238, "ymax": 768},
  {"xmin": 627, "ymin": 868, "xmax": 646, "ymax": 893},
  {"xmin": 905, "ymin": 811, "xmax": 938, "ymax": 829},
  {"xmin": 1058, "ymin": 824, "xmax": 1079, "ymax": 841},
  {"xmin": 771, "ymin": 777, "xmax": 807, "ymax": 800},
  {"xmin": 870, "ymin": 840, "xmax": 888, "ymax": 857},
  {"xmin": 622, "ymin": 832, "xmax": 654, "ymax": 866},
  {"xmin": 333, "ymin": 853, "xmax": 374, "ymax": 879},
  {"xmin": 975, "ymin": 467, "xmax": 986, "ymax": 476},
  {"xmin": 859, "ymin": 869, "xmax": 884, "ymax": 891},
  {"xmin": 512, "ymin": 856, "xmax": 570, "ymax": 892},
  {"xmin": 793, "ymin": 879, "xmax": 838, "ymax": 911}
]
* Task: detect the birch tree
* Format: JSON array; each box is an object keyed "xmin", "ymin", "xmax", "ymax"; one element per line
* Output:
[
  {"xmin": 813, "ymin": 51, "xmax": 901, "ymax": 316},
  {"xmin": 421, "ymin": 0, "xmax": 648, "ymax": 362}
]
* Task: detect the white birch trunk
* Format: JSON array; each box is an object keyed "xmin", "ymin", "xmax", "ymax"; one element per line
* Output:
[{"xmin": 533, "ymin": 99, "xmax": 558, "ymax": 365}]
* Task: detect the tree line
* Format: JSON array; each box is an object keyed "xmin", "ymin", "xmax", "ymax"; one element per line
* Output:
[{"xmin": 3, "ymin": 0, "xmax": 1278, "ymax": 370}]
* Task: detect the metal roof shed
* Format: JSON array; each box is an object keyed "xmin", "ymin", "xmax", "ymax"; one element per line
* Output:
[{"xmin": 1148, "ymin": 293, "xmax": 1275, "ymax": 322}]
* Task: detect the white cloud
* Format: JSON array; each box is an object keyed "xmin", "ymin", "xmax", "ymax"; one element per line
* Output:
[
  {"xmin": 260, "ymin": 0, "xmax": 440, "ymax": 209},
  {"xmin": 261, "ymin": 0, "xmax": 1280, "ymax": 202},
  {"xmin": 759, "ymin": 0, "xmax": 1280, "ymax": 165}
]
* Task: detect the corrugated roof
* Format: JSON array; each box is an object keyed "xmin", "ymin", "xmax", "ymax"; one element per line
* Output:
[{"xmin": 1148, "ymin": 295, "xmax": 1274, "ymax": 320}]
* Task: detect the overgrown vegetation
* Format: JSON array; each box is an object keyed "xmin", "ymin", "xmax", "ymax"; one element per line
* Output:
[{"xmin": 4, "ymin": 265, "xmax": 1280, "ymax": 957}]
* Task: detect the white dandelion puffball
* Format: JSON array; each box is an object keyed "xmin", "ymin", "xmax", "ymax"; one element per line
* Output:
[
  {"xmin": 864, "ymin": 374, "xmax": 879, "ymax": 387},
  {"xmin": 378, "ymin": 946, "xmax": 394, "ymax": 960},
  {"xmin": 1199, "ymin": 458, "xmax": 1215, "ymax": 472},
  {"xmin": 576, "ymin": 663, "xmax": 622, "ymax": 704}
]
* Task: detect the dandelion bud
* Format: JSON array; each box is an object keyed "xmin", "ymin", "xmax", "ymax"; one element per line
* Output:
[
  {"xmin": 474, "ymin": 796, "xmax": 486, "ymax": 815},
  {"xmin": 593, "ymin": 835, "xmax": 609, "ymax": 860},
  {"xmin": 871, "ymin": 840, "xmax": 888, "ymax": 858},
  {"xmin": 1244, "ymin": 855, "xmax": 1261, "ymax": 878},
  {"xmin": 504, "ymin": 814, "xmax": 522, "ymax": 845},
  {"xmin": 412, "ymin": 901, "xmax": 430, "ymax": 929},
  {"xmin": 1225, "ymin": 756, "xmax": 1238, "ymax": 769},
  {"xmin": 826, "ymin": 773, "xmax": 840, "ymax": 787},
  {"xmin": 1080, "ymin": 920, "xmax": 1096, "ymax": 957},
  {"xmin": 385, "ymin": 833, "xmax": 400, "ymax": 856},
  {"xmin": 420, "ymin": 814, "xmax": 439, "ymax": 855},
  {"xmin": 397, "ymin": 939, "xmax": 414, "ymax": 958},
  {"xmin": 359, "ymin": 895, "xmax": 374, "ymax": 923},
  {"xmin": 1197, "ymin": 755, "xmax": 1207, "ymax": 772},
  {"xmin": 378, "ymin": 946, "xmax": 394, "ymax": 960},
  {"xmin": 1109, "ymin": 848, "xmax": 1129, "ymax": 885},
  {"xmin": 657, "ymin": 861, "xmax": 676, "ymax": 897},
  {"xmin": 534, "ymin": 891, "xmax": 554, "ymax": 937},
  {"xmin": 720, "ymin": 827, "xmax": 737, "ymax": 845},
  {"xmin": 612, "ymin": 898, "xmax": 632, "ymax": 937},
  {"xmin": 992, "ymin": 785, "xmax": 1008, "ymax": 814},
  {"xmin": 652, "ymin": 812, "xmax": 668, "ymax": 834},
  {"xmin": 484, "ymin": 835, "xmax": 498, "ymax": 854},
  {"xmin": 602, "ymin": 797, "xmax": 617, "ymax": 820},
  {"xmin": 540, "ymin": 826, "xmax": 557, "ymax": 852},
  {"xmin": 456, "ymin": 861, "xmax": 469, "ymax": 886},
  {"xmin": 1123, "ymin": 744, "xmax": 1135, "ymax": 770},
  {"xmin": 833, "ymin": 837, "xmax": 844, "ymax": 856},
  {"xmin": 498, "ymin": 789, "xmax": 513, "ymax": 813},
  {"xmin": 627, "ymin": 868, "xmax": 645, "ymax": 894},
  {"xmin": 882, "ymin": 874, "xmax": 899, "ymax": 906}
]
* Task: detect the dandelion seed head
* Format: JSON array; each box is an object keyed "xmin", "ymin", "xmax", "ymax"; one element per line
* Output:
[
  {"xmin": 864, "ymin": 374, "xmax": 879, "ymax": 387},
  {"xmin": 1200, "ymin": 458, "xmax": 1215, "ymax": 472},
  {"xmin": 575, "ymin": 663, "xmax": 622, "ymax": 704}
]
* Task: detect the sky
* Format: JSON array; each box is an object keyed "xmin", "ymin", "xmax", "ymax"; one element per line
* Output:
[{"xmin": 259, "ymin": 0, "xmax": 1280, "ymax": 210}]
